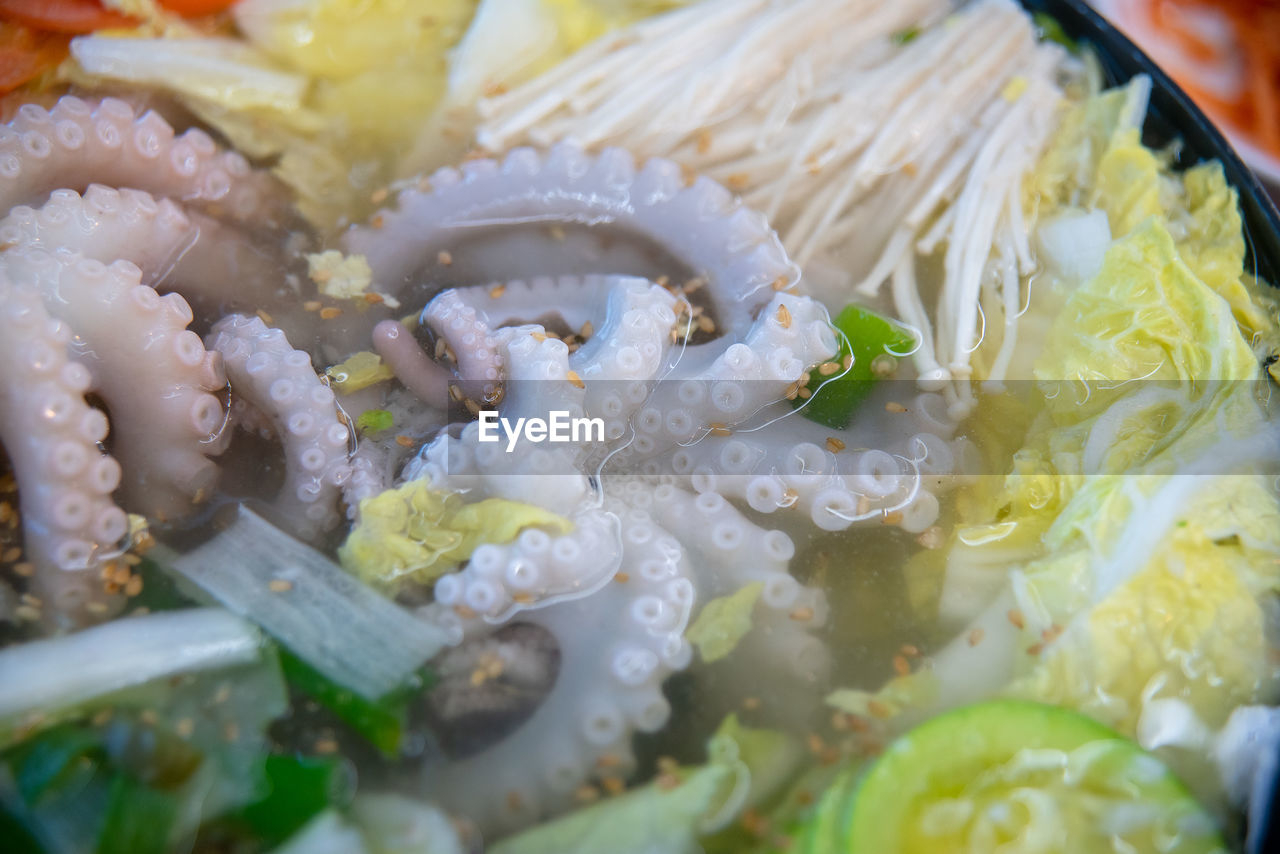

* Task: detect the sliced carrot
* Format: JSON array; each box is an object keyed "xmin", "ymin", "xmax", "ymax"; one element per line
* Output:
[
  {"xmin": 0, "ymin": 22, "xmax": 69, "ymax": 94},
  {"xmin": 0, "ymin": 0, "xmax": 137, "ymax": 34},
  {"xmin": 1137, "ymin": 0, "xmax": 1280, "ymax": 160},
  {"xmin": 158, "ymin": 0, "xmax": 239, "ymax": 14}
]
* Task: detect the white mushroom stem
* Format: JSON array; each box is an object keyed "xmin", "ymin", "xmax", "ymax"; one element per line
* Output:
[{"xmin": 477, "ymin": 0, "xmax": 1079, "ymax": 408}]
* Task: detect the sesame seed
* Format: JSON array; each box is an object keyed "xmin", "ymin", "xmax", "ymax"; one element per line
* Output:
[
  {"xmin": 454, "ymin": 604, "xmax": 477, "ymax": 619},
  {"xmin": 124, "ymin": 575, "xmax": 143, "ymax": 597},
  {"xmin": 566, "ymin": 370, "xmax": 584, "ymax": 389},
  {"xmin": 370, "ymin": 188, "xmax": 389, "ymax": 205},
  {"xmin": 489, "ymin": 284, "xmax": 506, "ymax": 299},
  {"xmin": 771, "ymin": 276, "xmax": 790, "ymax": 291},
  {"xmin": 740, "ymin": 808, "xmax": 769, "ymax": 837},
  {"xmin": 614, "ymin": 572, "xmax": 630, "ymax": 583},
  {"xmin": 776, "ymin": 303, "xmax": 792, "ymax": 329},
  {"xmin": 580, "ymin": 321, "xmax": 593, "ymax": 339},
  {"xmin": 256, "ymin": 309, "xmax": 274, "ymax": 325},
  {"xmin": 268, "ymin": 579, "xmax": 293, "ymax": 593},
  {"xmin": 881, "ymin": 509, "xmax": 904, "ymax": 525},
  {"xmin": 1026, "ymin": 642, "xmax": 1044, "ymax": 656},
  {"xmin": 817, "ymin": 361, "xmax": 841, "ymax": 376},
  {"xmin": 892, "ymin": 655, "xmax": 911, "ymax": 676},
  {"xmin": 364, "ymin": 292, "xmax": 384, "ymax": 305},
  {"xmin": 867, "ymin": 699, "xmax": 891, "ymax": 719},
  {"xmin": 917, "ymin": 526, "xmax": 945, "ymax": 549},
  {"xmin": 371, "ymin": 214, "xmax": 385, "ymax": 229},
  {"xmin": 789, "ymin": 606, "xmax": 814, "ymax": 621},
  {"xmin": 871, "ymin": 353, "xmax": 898, "ymax": 377},
  {"xmin": 1007, "ymin": 608, "xmax": 1026, "ymax": 629},
  {"xmin": 826, "ymin": 437, "xmax": 845, "ymax": 453},
  {"xmin": 797, "ymin": 386, "xmax": 811, "ymax": 399},
  {"xmin": 696, "ymin": 130, "xmax": 712, "ymax": 155},
  {"xmin": 319, "ymin": 307, "xmax": 342, "ymax": 320},
  {"xmin": 437, "ymin": 250, "xmax": 452, "ymax": 266},
  {"xmin": 449, "ymin": 384, "xmax": 464, "ymax": 401},
  {"xmin": 968, "ymin": 628, "xmax": 985, "ymax": 646},
  {"xmin": 725, "ymin": 172, "xmax": 750, "ymax": 191},
  {"xmin": 13, "ymin": 562, "xmax": 33, "ymax": 577},
  {"xmin": 548, "ymin": 225, "xmax": 566, "ymax": 241},
  {"xmin": 395, "ymin": 435, "xmax": 415, "ymax": 448}
]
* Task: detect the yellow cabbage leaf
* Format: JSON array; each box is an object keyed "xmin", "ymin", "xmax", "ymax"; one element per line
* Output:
[
  {"xmin": 1036, "ymin": 218, "xmax": 1257, "ymax": 424},
  {"xmin": 339, "ymin": 481, "xmax": 572, "ymax": 588},
  {"xmin": 686, "ymin": 582, "xmax": 763, "ymax": 664},
  {"xmin": 1007, "ymin": 482, "xmax": 1280, "ymax": 737},
  {"xmin": 326, "ymin": 351, "xmax": 394, "ymax": 393}
]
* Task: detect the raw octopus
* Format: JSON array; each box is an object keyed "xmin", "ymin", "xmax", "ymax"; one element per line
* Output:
[{"xmin": 0, "ymin": 100, "xmax": 967, "ymax": 836}]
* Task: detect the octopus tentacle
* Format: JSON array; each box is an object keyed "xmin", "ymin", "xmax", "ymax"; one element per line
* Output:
[
  {"xmin": 0, "ymin": 97, "xmax": 290, "ymax": 228},
  {"xmin": 344, "ymin": 142, "xmax": 797, "ymax": 331},
  {"xmin": 644, "ymin": 484, "xmax": 829, "ymax": 675},
  {"xmin": 627, "ymin": 292, "xmax": 838, "ymax": 457},
  {"xmin": 391, "ymin": 274, "xmax": 679, "ymax": 413},
  {"xmin": 207, "ymin": 314, "xmax": 359, "ymax": 538},
  {"xmin": 420, "ymin": 513, "xmax": 692, "ymax": 834},
  {"xmin": 4, "ymin": 248, "xmax": 226, "ymax": 521},
  {"xmin": 431, "ymin": 508, "xmax": 623, "ymax": 621},
  {"xmin": 372, "ymin": 319, "xmax": 453, "ymax": 407},
  {"xmin": 418, "ymin": 288, "xmax": 505, "ymax": 401},
  {"xmin": 0, "ymin": 277, "xmax": 126, "ymax": 624},
  {"xmin": 0, "ymin": 185, "xmax": 284, "ymax": 316},
  {"xmin": 663, "ymin": 431, "xmax": 935, "ymax": 533}
]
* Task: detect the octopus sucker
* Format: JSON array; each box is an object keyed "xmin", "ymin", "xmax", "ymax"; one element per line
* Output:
[
  {"xmin": 0, "ymin": 96, "xmax": 291, "ymax": 230},
  {"xmin": 0, "ymin": 277, "xmax": 125, "ymax": 625},
  {"xmin": 343, "ymin": 142, "xmax": 797, "ymax": 332}
]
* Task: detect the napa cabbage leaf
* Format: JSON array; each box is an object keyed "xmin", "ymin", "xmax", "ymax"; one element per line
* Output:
[
  {"xmin": 489, "ymin": 715, "xmax": 801, "ymax": 854},
  {"xmin": 339, "ymin": 481, "xmax": 572, "ymax": 589}
]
